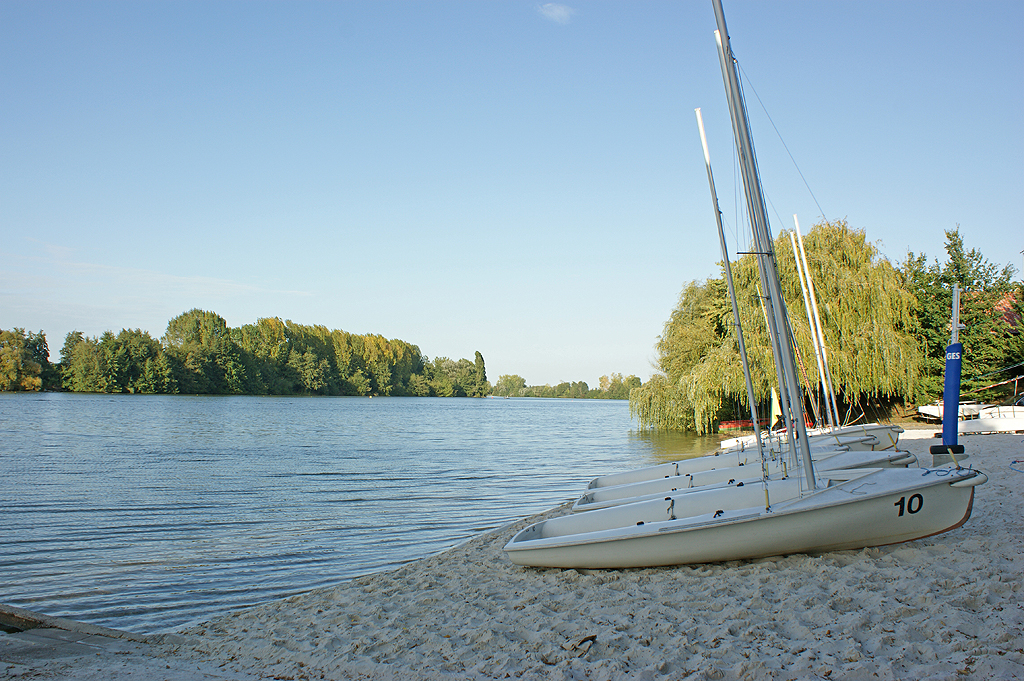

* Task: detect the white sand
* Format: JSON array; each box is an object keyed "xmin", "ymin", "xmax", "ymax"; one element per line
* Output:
[
  {"xmin": 11, "ymin": 428, "xmax": 1023, "ymax": 680},
  {"xmin": 157, "ymin": 428, "xmax": 1024, "ymax": 680}
]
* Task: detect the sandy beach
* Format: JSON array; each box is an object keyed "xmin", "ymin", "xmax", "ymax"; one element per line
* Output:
[{"xmin": 6, "ymin": 428, "xmax": 1023, "ymax": 680}]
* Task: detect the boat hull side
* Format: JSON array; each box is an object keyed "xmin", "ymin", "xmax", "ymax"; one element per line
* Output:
[{"xmin": 506, "ymin": 474, "xmax": 978, "ymax": 569}]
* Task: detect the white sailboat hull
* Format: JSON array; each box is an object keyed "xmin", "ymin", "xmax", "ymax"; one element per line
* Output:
[
  {"xmin": 959, "ymin": 416, "xmax": 1024, "ymax": 434},
  {"xmin": 916, "ymin": 401, "xmax": 990, "ymax": 420},
  {"xmin": 584, "ymin": 443, "xmax": 916, "ymax": 497},
  {"xmin": 588, "ymin": 427, "xmax": 906, "ymax": 492},
  {"xmin": 572, "ymin": 445, "xmax": 918, "ymax": 513},
  {"xmin": 718, "ymin": 423, "xmax": 904, "ymax": 452},
  {"xmin": 505, "ymin": 467, "xmax": 985, "ymax": 569}
]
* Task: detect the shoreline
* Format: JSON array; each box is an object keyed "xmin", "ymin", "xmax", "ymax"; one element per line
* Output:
[{"xmin": 6, "ymin": 428, "xmax": 1023, "ymax": 680}]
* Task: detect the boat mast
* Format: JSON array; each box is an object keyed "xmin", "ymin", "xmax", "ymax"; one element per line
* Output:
[
  {"xmin": 695, "ymin": 108, "xmax": 770, "ymax": 504},
  {"xmin": 711, "ymin": 0, "xmax": 816, "ymax": 488},
  {"xmin": 789, "ymin": 230, "xmax": 825, "ymax": 428},
  {"xmin": 793, "ymin": 216, "xmax": 841, "ymax": 428},
  {"xmin": 712, "ymin": 31, "xmax": 791, "ymax": 449}
]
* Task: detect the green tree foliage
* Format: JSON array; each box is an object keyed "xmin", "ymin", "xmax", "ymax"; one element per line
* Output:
[
  {"xmin": 902, "ymin": 228, "xmax": 1021, "ymax": 401},
  {"xmin": 493, "ymin": 374, "xmax": 527, "ymax": 397},
  {"xmin": 631, "ymin": 220, "xmax": 923, "ymax": 433},
  {"xmin": 60, "ymin": 329, "xmax": 177, "ymax": 394},
  {"xmin": 0, "ymin": 328, "xmax": 44, "ymax": 391},
  {"xmin": 598, "ymin": 373, "xmax": 643, "ymax": 400},
  {"xmin": 505, "ymin": 374, "xmax": 640, "ymax": 399},
  {"xmin": 22, "ymin": 329, "xmax": 59, "ymax": 389},
  {"xmin": 419, "ymin": 355, "xmax": 490, "ymax": 397},
  {"xmin": 52, "ymin": 309, "xmax": 486, "ymax": 398},
  {"xmin": 162, "ymin": 309, "xmax": 249, "ymax": 394},
  {"xmin": 473, "ymin": 351, "xmax": 488, "ymax": 398}
]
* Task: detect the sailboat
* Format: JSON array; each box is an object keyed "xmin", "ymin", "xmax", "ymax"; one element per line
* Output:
[
  {"xmin": 571, "ymin": 441, "xmax": 921, "ymax": 513},
  {"xmin": 504, "ymin": 0, "xmax": 986, "ymax": 569},
  {"xmin": 582, "ymin": 426, "xmax": 915, "ymax": 495}
]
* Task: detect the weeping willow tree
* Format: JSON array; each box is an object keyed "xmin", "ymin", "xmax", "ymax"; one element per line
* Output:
[{"xmin": 631, "ymin": 220, "xmax": 922, "ymax": 433}]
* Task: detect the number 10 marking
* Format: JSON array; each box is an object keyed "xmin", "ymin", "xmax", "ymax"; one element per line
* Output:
[{"xmin": 895, "ymin": 493, "xmax": 923, "ymax": 516}]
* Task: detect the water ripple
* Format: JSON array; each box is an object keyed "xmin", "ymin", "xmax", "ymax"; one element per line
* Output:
[{"xmin": 0, "ymin": 393, "xmax": 723, "ymax": 633}]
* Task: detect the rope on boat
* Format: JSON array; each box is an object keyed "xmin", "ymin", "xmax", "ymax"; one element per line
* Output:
[
  {"xmin": 1010, "ymin": 459, "xmax": 1024, "ymax": 474},
  {"xmin": 880, "ymin": 432, "xmax": 898, "ymax": 452},
  {"xmin": 919, "ymin": 466, "xmax": 971, "ymax": 477}
]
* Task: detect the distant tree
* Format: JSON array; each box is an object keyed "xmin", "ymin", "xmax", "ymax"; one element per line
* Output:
[
  {"xmin": 0, "ymin": 328, "xmax": 43, "ymax": 391},
  {"xmin": 60, "ymin": 332, "xmax": 84, "ymax": 367},
  {"xmin": 468, "ymin": 352, "xmax": 489, "ymax": 395},
  {"xmin": 361, "ymin": 334, "xmax": 395, "ymax": 396},
  {"xmin": 163, "ymin": 309, "xmax": 230, "ymax": 348},
  {"xmin": 163, "ymin": 310, "xmax": 251, "ymax": 394},
  {"xmin": 425, "ymin": 358, "xmax": 457, "ymax": 397},
  {"xmin": 288, "ymin": 350, "xmax": 331, "ymax": 394},
  {"xmin": 522, "ymin": 384, "xmax": 556, "ymax": 398},
  {"xmin": 50, "ymin": 309, "xmax": 483, "ymax": 399},
  {"xmin": 60, "ymin": 333, "xmax": 108, "ymax": 392},
  {"xmin": 556, "ymin": 381, "xmax": 588, "ymax": 398},
  {"xmin": 596, "ymin": 373, "xmax": 641, "ymax": 400},
  {"xmin": 21, "ymin": 330, "xmax": 58, "ymax": 389},
  {"xmin": 107, "ymin": 329, "xmax": 160, "ymax": 392},
  {"xmin": 407, "ymin": 372, "xmax": 431, "ymax": 397},
  {"xmin": 493, "ymin": 374, "xmax": 527, "ymax": 397},
  {"xmin": 347, "ymin": 368, "xmax": 371, "ymax": 396}
]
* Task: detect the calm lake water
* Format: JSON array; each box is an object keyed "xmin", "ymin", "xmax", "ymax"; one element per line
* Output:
[{"xmin": 0, "ymin": 393, "xmax": 725, "ymax": 634}]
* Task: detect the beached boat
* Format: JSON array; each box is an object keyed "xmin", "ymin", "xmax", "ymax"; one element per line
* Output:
[
  {"xmin": 586, "ymin": 427, "xmax": 914, "ymax": 492},
  {"xmin": 572, "ymin": 445, "xmax": 919, "ymax": 513},
  {"xmin": 717, "ymin": 422, "xmax": 904, "ymax": 452},
  {"xmin": 958, "ymin": 398, "xmax": 1024, "ymax": 434},
  {"xmin": 506, "ymin": 466, "xmax": 987, "ymax": 568},
  {"xmin": 504, "ymin": 0, "xmax": 987, "ymax": 569},
  {"xmin": 917, "ymin": 401, "xmax": 991, "ymax": 420}
]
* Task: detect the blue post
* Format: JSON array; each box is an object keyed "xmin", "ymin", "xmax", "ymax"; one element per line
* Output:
[
  {"xmin": 940, "ymin": 342, "xmax": 963, "ymax": 447},
  {"xmin": 931, "ymin": 284, "xmax": 966, "ymax": 458}
]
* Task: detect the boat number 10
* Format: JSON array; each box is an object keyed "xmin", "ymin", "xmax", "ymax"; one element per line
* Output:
[{"xmin": 894, "ymin": 494, "xmax": 924, "ymax": 517}]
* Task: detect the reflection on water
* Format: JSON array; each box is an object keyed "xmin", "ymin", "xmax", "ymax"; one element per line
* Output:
[{"xmin": 629, "ymin": 429, "xmax": 733, "ymax": 463}]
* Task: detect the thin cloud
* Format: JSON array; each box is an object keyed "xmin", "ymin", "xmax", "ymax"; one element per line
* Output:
[
  {"xmin": 1, "ymin": 245, "xmax": 314, "ymax": 355},
  {"xmin": 9, "ymin": 241, "xmax": 310, "ymax": 300},
  {"xmin": 538, "ymin": 3, "xmax": 574, "ymax": 25}
]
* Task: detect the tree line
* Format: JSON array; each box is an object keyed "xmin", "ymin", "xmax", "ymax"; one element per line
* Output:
[
  {"xmin": 1, "ymin": 310, "xmax": 489, "ymax": 397},
  {"xmin": 2, "ymin": 312, "xmax": 641, "ymax": 400},
  {"xmin": 492, "ymin": 372, "xmax": 642, "ymax": 399},
  {"xmin": 630, "ymin": 222, "xmax": 1023, "ymax": 433}
]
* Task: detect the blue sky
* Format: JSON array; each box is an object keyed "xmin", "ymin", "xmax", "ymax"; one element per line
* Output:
[{"xmin": 2, "ymin": 1, "xmax": 1021, "ymax": 387}]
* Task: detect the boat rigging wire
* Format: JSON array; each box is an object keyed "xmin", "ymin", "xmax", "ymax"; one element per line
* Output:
[{"xmin": 735, "ymin": 61, "xmax": 828, "ymax": 222}]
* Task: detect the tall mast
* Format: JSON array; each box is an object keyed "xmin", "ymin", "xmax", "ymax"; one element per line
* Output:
[
  {"xmin": 789, "ymin": 229, "xmax": 826, "ymax": 428},
  {"xmin": 713, "ymin": 30, "xmax": 790, "ymax": 441},
  {"xmin": 711, "ymin": 0, "xmax": 816, "ymax": 488},
  {"xmin": 695, "ymin": 107, "xmax": 770, "ymax": 503},
  {"xmin": 794, "ymin": 216, "xmax": 840, "ymax": 427}
]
